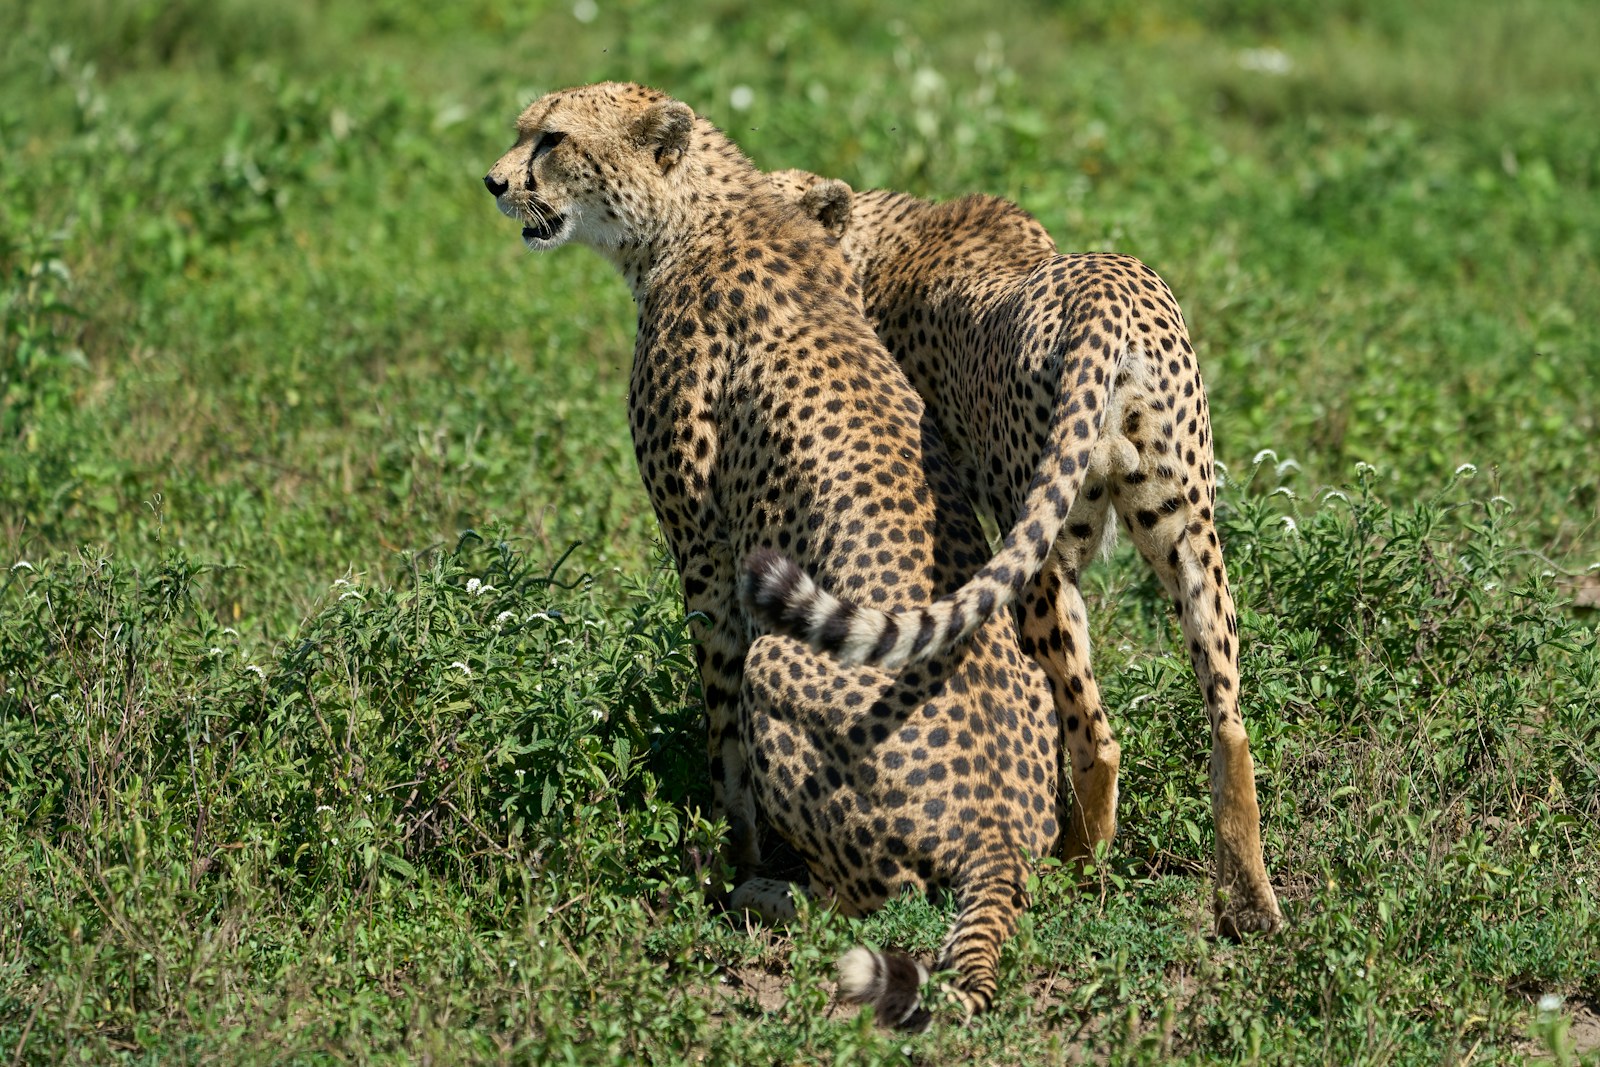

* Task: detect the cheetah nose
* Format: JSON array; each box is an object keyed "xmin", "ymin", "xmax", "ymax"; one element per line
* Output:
[{"xmin": 484, "ymin": 174, "xmax": 509, "ymax": 197}]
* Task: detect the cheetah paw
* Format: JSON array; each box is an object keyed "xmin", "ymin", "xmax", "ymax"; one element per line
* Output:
[{"xmin": 1215, "ymin": 895, "xmax": 1286, "ymax": 940}]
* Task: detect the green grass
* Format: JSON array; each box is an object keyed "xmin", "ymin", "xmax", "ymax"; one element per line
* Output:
[{"xmin": 2, "ymin": 0, "xmax": 1598, "ymax": 1062}]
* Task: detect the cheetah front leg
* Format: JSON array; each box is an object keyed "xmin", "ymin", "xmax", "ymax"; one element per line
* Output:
[
  {"xmin": 677, "ymin": 541, "xmax": 762, "ymax": 877},
  {"xmin": 1113, "ymin": 466, "xmax": 1284, "ymax": 937}
]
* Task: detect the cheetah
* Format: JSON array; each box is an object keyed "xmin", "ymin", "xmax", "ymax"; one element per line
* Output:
[
  {"xmin": 748, "ymin": 170, "xmax": 1284, "ymax": 938},
  {"xmin": 484, "ymin": 83, "xmax": 1064, "ymax": 1024}
]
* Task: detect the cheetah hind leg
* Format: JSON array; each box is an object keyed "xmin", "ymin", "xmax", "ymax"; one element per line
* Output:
[
  {"xmin": 1113, "ymin": 464, "xmax": 1284, "ymax": 937},
  {"xmin": 737, "ymin": 638, "xmax": 1035, "ymax": 1029},
  {"xmin": 1020, "ymin": 548, "xmax": 1120, "ymax": 871}
]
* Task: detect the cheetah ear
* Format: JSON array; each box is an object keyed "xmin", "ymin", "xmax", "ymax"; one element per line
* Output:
[
  {"xmin": 631, "ymin": 99, "xmax": 694, "ymax": 172},
  {"xmin": 801, "ymin": 178, "xmax": 853, "ymax": 238}
]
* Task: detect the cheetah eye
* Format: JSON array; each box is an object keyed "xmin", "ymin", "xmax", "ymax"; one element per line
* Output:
[{"xmin": 533, "ymin": 131, "xmax": 566, "ymax": 158}]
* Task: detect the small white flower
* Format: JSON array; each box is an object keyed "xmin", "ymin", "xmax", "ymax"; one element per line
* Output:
[
  {"xmin": 49, "ymin": 693, "xmax": 65, "ymax": 704},
  {"xmin": 209, "ymin": 647, "xmax": 226, "ymax": 657},
  {"xmin": 244, "ymin": 664, "xmax": 267, "ymax": 680},
  {"xmin": 10, "ymin": 561, "xmax": 33, "ymax": 572},
  {"xmin": 433, "ymin": 103, "xmax": 468, "ymax": 130},
  {"xmin": 1270, "ymin": 486, "xmax": 1296, "ymax": 500},
  {"xmin": 339, "ymin": 590, "xmax": 364, "ymax": 603},
  {"xmin": 316, "ymin": 805, "xmax": 334, "ymax": 814},
  {"xmin": 222, "ymin": 627, "xmax": 239, "ymax": 637},
  {"xmin": 1280, "ymin": 516, "xmax": 1299, "ymax": 534},
  {"xmin": 1354, "ymin": 461, "xmax": 1377, "ymax": 476},
  {"xmin": 333, "ymin": 578, "xmax": 353, "ymax": 588},
  {"xmin": 591, "ymin": 708, "xmax": 605, "ymax": 722},
  {"xmin": 571, "ymin": 0, "xmax": 598, "ymax": 23},
  {"xmin": 1454, "ymin": 463, "xmax": 1478, "ymax": 477},
  {"xmin": 450, "ymin": 661, "xmax": 472, "ymax": 677},
  {"xmin": 729, "ymin": 85, "xmax": 754, "ymax": 112},
  {"xmin": 495, "ymin": 610, "xmax": 516, "ymax": 626},
  {"xmin": 1321, "ymin": 489, "xmax": 1349, "ymax": 504},
  {"xmin": 1538, "ymin": 992, "xmax": 1563, "ymax": 1013},
  {"xmin": 1238, "ymin": 47, "xmax": 1292, "ymax": 76},
  {"xmin": 1252, "ymin": 448, "xmax": 1278, "ymax": 466},
  {"xmin": 1275, "ymin": 459, "xmax": 1301, "ymax": 476}
]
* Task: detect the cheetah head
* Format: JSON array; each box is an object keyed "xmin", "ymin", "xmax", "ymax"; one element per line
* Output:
[{"xmin": 483, "ymin": 82, "xmax": 697, "ymax": 255}]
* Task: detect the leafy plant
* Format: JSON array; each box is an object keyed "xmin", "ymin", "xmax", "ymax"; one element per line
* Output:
[{"xmin": 1, "ymin": 0, "xmax": 1598, "ymax": 1061}]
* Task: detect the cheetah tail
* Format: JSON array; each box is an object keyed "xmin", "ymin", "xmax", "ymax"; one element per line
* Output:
[
  {"xmin": 742, "ymin": 348, "xmax": 1120, "ymax": 669},
  {"xmin": 836, "ymin": 946, "xmax": 932, "ymax": 1031}
]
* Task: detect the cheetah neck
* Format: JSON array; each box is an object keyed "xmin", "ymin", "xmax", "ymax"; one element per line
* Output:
[
  {"xmin": 599, "ymin": 124, "xmax": 788, "ymax": 303},
  {"xmin": 616, "ymin": 191, "xmax": 825, "ymax": 311}
]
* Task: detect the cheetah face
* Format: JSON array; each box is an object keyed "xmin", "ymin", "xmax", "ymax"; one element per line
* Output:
[
  {"xmin": 484, "ymin": 129, "xmax": 573, "ymax": 248},
  {"xmin": 483, "ymin": 82, "xmax": 694, "ymax": 256}
]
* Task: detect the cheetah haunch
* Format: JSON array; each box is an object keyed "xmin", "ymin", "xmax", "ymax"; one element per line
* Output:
[{"xmin": 485, "ymin": 83, "xmax": 1064, "ymax": 1025}]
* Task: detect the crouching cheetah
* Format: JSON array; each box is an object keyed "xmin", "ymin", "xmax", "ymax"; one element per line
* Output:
[
  {"xmin": 749, "ymin": 170, "xmax": 1284, "ymax": 938},
  {"xmin": 484, "ymin": 82, "xmax": 1066, "ymax": 1024}
]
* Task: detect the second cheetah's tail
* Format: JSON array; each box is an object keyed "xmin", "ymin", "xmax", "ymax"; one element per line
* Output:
[
  {"xmin": 836, "ymin": 946, "xmax": 932, "ymax": 1031},
  {"xmin": 742, "ymin": 341, "xmax": 1125, "ymax": 671}
]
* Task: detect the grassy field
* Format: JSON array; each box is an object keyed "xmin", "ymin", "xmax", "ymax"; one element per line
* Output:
[{"xmin": 3, "ymin": 0, "xmax": 1598, "ymax": 1062}]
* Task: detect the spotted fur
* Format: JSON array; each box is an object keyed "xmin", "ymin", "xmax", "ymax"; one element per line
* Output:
[
  {"xmin": 740, "ymin": 189, "xmax": 1129, "ymax": 673},
  {"xmin": 762, "ymin": 170, "xmax": 1285, "ymax": 938},
  {"xmin": 485, "ymin": 83, "xmax": 1063, "ymax": 1022}
]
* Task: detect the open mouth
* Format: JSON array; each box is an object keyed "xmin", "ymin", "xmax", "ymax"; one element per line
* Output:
[
  {"xmin": 521, "ymin": 201, "xmax": 566, "ymax": 243},
  {"xmin": 522, "ymin": 215, "xmax": 565, "ymax": 242}
]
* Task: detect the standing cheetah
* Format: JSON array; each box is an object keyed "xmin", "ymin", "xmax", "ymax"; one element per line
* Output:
[
  {"xmin": 484, "ymin": 82, "xmax": 1065, "ymax": 1024},
  {"xmin": 748, "ymin": 171, "xmax": 1284, "ymax": 938}
]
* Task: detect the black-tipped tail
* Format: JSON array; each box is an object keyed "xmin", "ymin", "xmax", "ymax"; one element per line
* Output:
[{"xmin": 836, "ymin": 946, "xmax": 932, "ymax": 1031}]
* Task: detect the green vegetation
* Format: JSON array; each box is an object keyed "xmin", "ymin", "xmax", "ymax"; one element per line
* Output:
[{"xmin": 2, "ymin": 0, "xmax": 1597, "ymax": 1062}]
